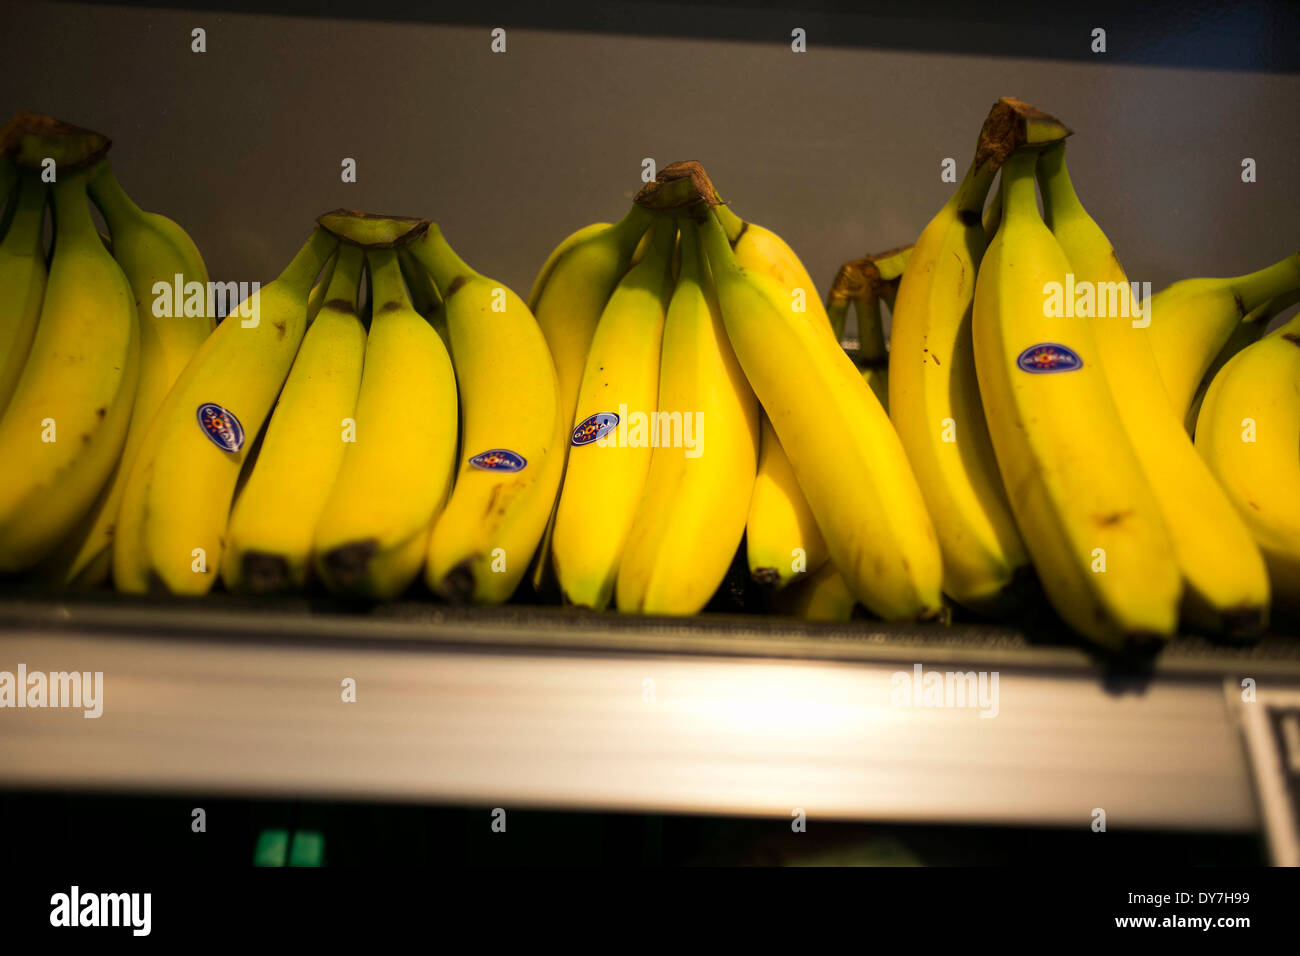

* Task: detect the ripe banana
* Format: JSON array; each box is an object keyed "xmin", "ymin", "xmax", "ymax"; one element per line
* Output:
[
  {"xmin": 41, "ymin": 161, "xmax": 214, "ymax": 587},
  {"xmin": 526, "ymin": 207, "xmax": 652, "ymax": 592},
  {"xmin": 700, "ymin": 205, "xmax": 943, "ymax": 620},
  {"xmin": 222, "ymin": 243, "xmax": 367, "ymax": 592},
  {"xmin": 888, "ymin": 142, "xmax": 1032, "ymax": 612},
  {"xmin": 0, "ymin": 174, "xmax": 46, "ymax": 417},
  {"xmin": 1147, "ymin": 251, "xmax": 1300, "ymax": 421},
  {"xmin": 313, "ymin": 247, "xmax": 457, "ymax": 598},
  {"xmin": 113, "ymin": 227, "xmax": 337, "ymax": 593},
  {"xmin": 1195, "ymin": 311, "xmax": 1300, "ymax": 611},
  {"xmin": 746, "ymin": 414, "xmax": 828, "ymax": 588},
  {"xmin": 1186, "ymin": 291, "xmax": 1300, "ymax": 435},
  {"xmin": 552, "ymin": 217, "xmax": 676, "ymax": 609},
  {"xmin": 615, "ymin": 218, "xmax": 759, "ymax": 615},
  {"xmin": 414, "ymin": 225, "xmax": 565, "ymax": 604},
  {"xmin": 972, "ymin": 148, "xmax": 1180, "ymax": 649},
  {"xmin": 0, "ymin": 168, "xmax": 138, "ymax": 572},
  {"xmin": 772, "ymin": 559, "xmax": 857, "ymax": 622},
  {"xmin": 1038, "ymin": 141, "xmax": 1269, "ymax": 637}
]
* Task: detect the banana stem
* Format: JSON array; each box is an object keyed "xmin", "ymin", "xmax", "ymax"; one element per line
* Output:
[
  {"xmin": 1035, "ymin": 141, "xmax": 1085, "ymax": 229},
  {"xmin": 675, "ymin": 217, "xmax": 702, "ymax": 283},
  {"xmin": 51, "ymin": 170, "xmax": 96, "ymax": 249},
  {"xmin": 323, "ymin": 243, "xmax": 365, "ymax": 310},
  {"xmin": 409, "ymin": 225, "xmax": 475, "ymax": 296},
  {"xmin": 999, "ymin": 150, "xmax": 1040, "ymax": 226},
  {"xmin": 713, "ymin": 204, "xmax": 746, "ymax": 244},
  {"xmin": 0, "ymin": 174, "xmax": 47, "ymax": 254},
  {"xmin": 696, "ymin": 206, "xmax": 740, "ymax": 277},
  {"xmin": 855, "ymin": 291, "xmax": 888, "ymax": 365},
  {"xmin": 366, "ymin": 247, "xmax": 412, "ymax": 310},
  {"xmin": 86, "ymin": 161, "xmax": 144, "ymax": 232},
  {"xmin": 276, "ymin": 227, "xmax": 340, "ymax": 298},
  {"xmin": 951, "ymin": 156, "xmax": 998, "ymax": 223},
  {"xmin": 1229, "ymin": 251, "xmax": 1300, "ymax": 315}
]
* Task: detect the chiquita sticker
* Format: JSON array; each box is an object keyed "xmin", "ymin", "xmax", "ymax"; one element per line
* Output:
[
  {"xmin": 571, "ymin": 412, "xmax": 619, "ymax": 446},
  {"xmin": 1016, "ymin": 343, "xmax": 1083, "ymax": 374},
  {"xmin": 196, "ymin": 402, "xmax": 245, "ymax": 452},
  {"xmin": 468, "ymin": 449, "xmax": 527, "ymax": 472}
]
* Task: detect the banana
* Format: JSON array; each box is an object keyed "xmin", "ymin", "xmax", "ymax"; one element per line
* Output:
[
  {"xmin": 398, "ymin": 245, "xmax": 450, "ymax": 346},
  {"xmin": 526, "ymin": 206, "xmax": 653, "ymax": 592},
  {"xmin": 972, "ymin": 148, "xmax": 1180, "ymax": 649},
  {"xmin": 772, "ymin": 559, "xmax": 858, "ymax": 622},
  {"xmin": 615, "ymin": 218, "xmax": 759, "ymax": 615},
  {"xmin": 0, "ymin": 168, "xmax": 138, "ymax": 572},
  {"xmin": 413, "ymin": 225, "xmax": 565, "ymax": 604},
  {"xmin": 1186, "ymin": 291, "xmax": 1300, "ymax": 434},
  {"xmin": 853, "ymin": 289, "xmax": 890, "ymax": 408},
  {"xmin": 700, "ymin": 205, "xmax": 943, "ymax": 620},
  {"xmin": 312, "ymin": 247, "xmax": 457, "ymax": 598},
  {"xmin": 552, "ymin": 217, "xmax": 676, "ymax": 609},
  {"xmin": 1147, "ymin": 252, "xmax": 1300, "ymax": 421},
  {"xmin": 0, "ymin": 174, "xmax": 47, "ymax": 417},
  {"xmin": 222, "ymin": 243, "xmax": 367, "ymax": 592},
  {"xmin": 982, "ymin": 175, "xmax": 1003, "ymax": 239},
  {"xmin": 527, "ymin": 220, "xmax": 611, "ymax": 310},
  {"xmin": 746, "ymin": 414, "xmax": 828, "ymax": 588},
  {"xmin": 305, "ymin": 249, "xmax": 339, "ymax": 325},
  {"xmin": 1195, "ymin": 311, "xmax": 1300, "ymax": 611},
  {"xmin": 1038, "ymin": 141, "xmax": 1270, "ymax": 637},
  {"xmin": 888, "ymin": 127, "xmax": 1037, "ymax": 612},
  {"xmin": 113, "ymin": 227, "xmax": 336, "ymax": 593},
  {"xmin": 40, "ymin": 161, "xmax": 214, "ymax": 588},
  {"xmin": 0, "ymin": 156, "xmax": 17, "ymax": 233}
]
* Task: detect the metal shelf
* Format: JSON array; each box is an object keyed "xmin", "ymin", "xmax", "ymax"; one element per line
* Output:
[{"xmin": 0, "ymin": 596, "xmax": 1292, "ymax": 831}]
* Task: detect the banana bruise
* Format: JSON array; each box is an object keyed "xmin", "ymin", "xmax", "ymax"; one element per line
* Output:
[
  {"xmin": 40, "ymin": 162, "xmax": 214, "ymax": 588},
  {"xmin": 416, "ymin": 225, "xmax": 564, "ymax": 604},
  {"xmin": 0, "ymin": 169, "xmax": 138, "ymax": 572},
  {"xmin": 701, "ymin": 207, "xmax": 943, "ymax": 621},
  {"xmin": 1195, "ymin": 312, "xmax": 1300, "ymax": 612},
  {"xmin": 1147, "ymin": 251, "xmax": 1300, "ymax": 421},
  {"xmin": 1038, "ymin": 142, "xmax": 1269, "ymax": 638},
  {"xmin": 615, "ymin": 218, "xmax": 760, "ymax": 615},
  {"xmin": 888, "ymin": 152, "xmax": 1030, "ymax": 613},
  {"xmin": 223, "ymin": 243, "xmax": 367, "ymax": 593},
  {"xmin": 552, "ymin": 217, "xmax": 676, "ymax": 610},
  {"xmin": 0, "ymin": 175, "xmax": 47, "ymax": 418},
  {"xmin": 972, "ymin": 149, "xmax": 1180, "ymax": 649},
  {"xmin": 113, "ymin": 228, "xmax": 337, "ymax": 593},
  {"xmin": 312, "ymin": 247, "xmax": 458, "ymax": 599}
]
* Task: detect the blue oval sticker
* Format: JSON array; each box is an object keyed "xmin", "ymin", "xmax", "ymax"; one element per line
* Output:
[
  {"xmin": 571, "ymin": 412, "xmax": 619, "ymax": 447},
  {"xmin": 1017, "ymin": 343, "xmax": 1083, "ymax": 374},
  {"xmin": 468, "ymin": 449, "xmax": 527, "ymax": 472},
  {"xmin": 196, "ymin": 402, "xmax": 245, "ymax": 452}
]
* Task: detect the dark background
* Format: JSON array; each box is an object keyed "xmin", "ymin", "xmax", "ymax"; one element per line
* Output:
[{"xmin": 3, "ymin": 0, "xmax": 1298, "ymax": 313}]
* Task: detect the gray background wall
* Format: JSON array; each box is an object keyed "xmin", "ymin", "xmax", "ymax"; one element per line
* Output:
[{"xmin": 3, "ymin": 1, "xmax": 1298, "ymax": 310}]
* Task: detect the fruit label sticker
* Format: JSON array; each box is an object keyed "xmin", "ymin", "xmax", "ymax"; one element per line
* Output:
[
  {"xmin": 468, "ymin": 449, "xmax": 527, "ymax": 472},
  {"xmin": 1016, "ymin": 343, "xmax": 1083, "ymax": 374},
  {"xmin": 571, "ymin": 412, "xmax": 619, "ymax": 446},
  {"xmin": 196, "ymin": 402, "xmax": 245, "ymax": 452}
]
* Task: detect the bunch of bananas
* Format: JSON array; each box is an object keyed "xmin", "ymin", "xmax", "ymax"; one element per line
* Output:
[{"xmin": 0, "ymin": 113, "xmax": 212, "ymax": 584}]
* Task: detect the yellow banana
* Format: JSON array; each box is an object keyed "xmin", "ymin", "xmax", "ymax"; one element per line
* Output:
[
  {"xmin": 700, "ymin": 205, "xmax": 943, "ymax": 620},
  {"xmin": 1186, "ymin": 291, "xmax": 1300, "ymax": 435},
  {"xmin": 223, "ymin": 243, "xmax": 367, "ymax": 592},
  {"xmin": 746, "ymin": 414, "xmax": 828, "ymax": 588},
  {"xmin": 113, "ymin": 228, "xmax": 337, "ymax": 593},
  {"xmin": 41, "ymin": 161, "xmax": 214, "ymax": 588},
  {"xmin": 889, "ymin": 104, "xmax": 1062, "ymax": 613},
  {"xmin": 414, "ymin": 225, "xmax": 565, "ymax": 604},
  {"xmin": 972, "ymin": 148, "xmax": 1180, "ymax": 649},
  {"xmin": 0, "ymin": 169, "xmax": 137, "ymax": 573},
  {"xmin": 552, "ymin": 217, "xmax": 676, "ymax": 609},
  {"xmin": 305, "ymin": 249, "xmax": 339, "ymax": 325},
  {"xmin": 772, "ymin": 559, "xmax": 858, "ymax": 622},
  {"xmin": 1195, "ymin": 311, "xmax": 1300, "ymax": 611},
  {"xmin": 1147, "ymin": 252, "xmax": 1300, "ymax": 420},
  {"xmin": 1039, "ymin": 141, "xmax": 1270, "ymax": 637},
  {"xmin": 312, "ymin": 247, "xmax": 457, "ymax": 598},
  {"xmin": 615, "ymin": 218, "xmax": 759, "ymax": 615},
  {"xmin": 0, "ymin": 174, "xmax": 46, "ymax": 418},
  {"xmin": 528, "ymin": 220, "xmax": 611, "ymax": 310}
]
